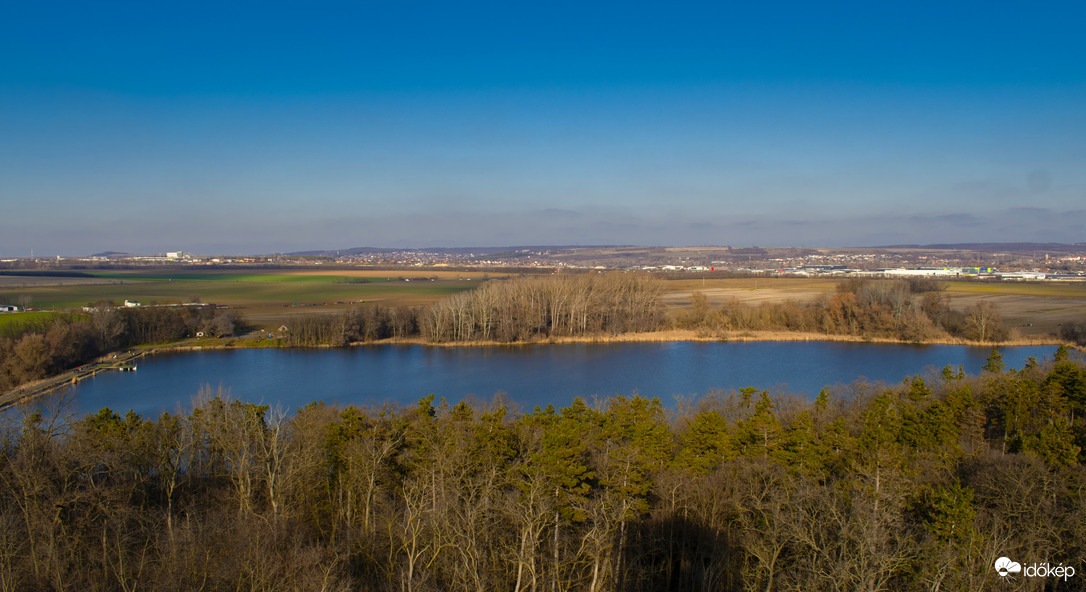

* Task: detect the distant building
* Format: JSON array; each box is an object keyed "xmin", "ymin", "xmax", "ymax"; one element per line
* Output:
[
  {"xmin": 881, "ymin": 268, "xmax": 961, "ymax": 278},
  {"xmin": 0, "ymin": 305, "xmax": 18, "ymax": 312},
  {"xmin": 998, "ymin": 272, "xmax": 1046, "ymax": 281},
  {"xmin": 124, "ymin": 300, "xmax": 141, "ymax": 308}
]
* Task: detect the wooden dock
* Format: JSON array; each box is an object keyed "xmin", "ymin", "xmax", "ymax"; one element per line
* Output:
[{"xmin": 0, "ymin": 350, "xmax": 147, "ymax": 411}]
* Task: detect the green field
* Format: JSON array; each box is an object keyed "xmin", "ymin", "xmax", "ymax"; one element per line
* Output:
[
  {"xmin": 0, "ymin": 311, "xmax": 80, "ymax": 338},
  {"xmin": 1, "ymin": 271, "xmax": 473, "ymax": 305},
  {"xmin": 0, "ymin": 269, "xmax": 480, "ymax": 329},
  {"xmin": 1, "ymin": 281, "xmax": 468, "ymax": 309},
  {"xmin": 0, "ymin": 310, "xmax": 67, "ymax": 328}
]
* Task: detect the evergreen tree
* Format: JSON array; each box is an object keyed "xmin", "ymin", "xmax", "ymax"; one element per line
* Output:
[
  {"xmin": 673, "ymin": 409, "xmax": 735, "ymax": 473},
  {"xmin": 982, "ymin": 348, "xmax": 1005, "ymax": 373},
  {"xmin": 734, "ymin": 389, "xmax": 783, "ymax": 458}
]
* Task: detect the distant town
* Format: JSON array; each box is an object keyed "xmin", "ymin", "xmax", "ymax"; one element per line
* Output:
[{"xmin": 2, "ymin": 243, "xmax": 1085, "ymax": 283}]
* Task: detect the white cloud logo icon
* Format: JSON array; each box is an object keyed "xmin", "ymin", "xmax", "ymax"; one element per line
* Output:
[{"xmin": 995, "ymin": 557, "xmax": 1022, "ymax": 577}]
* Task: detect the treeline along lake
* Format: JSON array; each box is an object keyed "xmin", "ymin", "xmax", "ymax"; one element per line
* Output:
[{"xmin": 64, "ymin": 342, "xmax": 1056, "ymax": 416}]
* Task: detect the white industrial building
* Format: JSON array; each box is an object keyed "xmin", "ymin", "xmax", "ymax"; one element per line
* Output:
[{"xmin": 880, "ymin": 268, "xmax": 963, "ymax": 277}]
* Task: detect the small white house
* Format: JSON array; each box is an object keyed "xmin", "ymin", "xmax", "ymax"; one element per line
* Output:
[
  {"xmin": 124, "ymin": 300, "xmax": 141, "ymax": 308},
  {"xmin": 0, "ymin": 305, "xmax": 18, "ymax": 312}
]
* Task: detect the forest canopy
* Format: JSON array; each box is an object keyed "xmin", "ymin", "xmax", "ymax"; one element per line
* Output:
[{"xmin": 1, "ymin": 349, "xmax": 1083, "ymax": 591}]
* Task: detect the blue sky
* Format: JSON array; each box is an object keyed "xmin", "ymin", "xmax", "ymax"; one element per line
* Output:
[{"xmin": 1, "ymin": 1, "xmax": 1084, "ymax": 255}]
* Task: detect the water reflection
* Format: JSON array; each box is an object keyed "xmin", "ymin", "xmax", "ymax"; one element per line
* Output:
[{"xmin": 64, "ymin": 342, "xmax": 1057, "ymax": 417}]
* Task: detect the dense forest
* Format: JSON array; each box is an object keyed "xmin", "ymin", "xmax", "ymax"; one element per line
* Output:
[{"xmin": 1, "ymin": 349, "xmax": 1083, "ymax": 591}]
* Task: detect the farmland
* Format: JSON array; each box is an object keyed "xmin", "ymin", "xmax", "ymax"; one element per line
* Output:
[
  {"xmin": 0, "ymin": 269, "xmax": 492, "ymax": 329},
  {"xmin": 0, "ymin": 311, "xmax": 79, "ymax": 338},
  {"xmin": 2, "ymin": 268, "xmax": 1084, "ymax": 337},
  {"xmin": 660, "ymin": 277, "xmax": 1086, "ymax": 339}
]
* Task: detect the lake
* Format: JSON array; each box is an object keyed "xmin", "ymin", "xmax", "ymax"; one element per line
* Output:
[{"xmin": 54, "ymin": 342, "xmax": 1059, "ymax": 417}]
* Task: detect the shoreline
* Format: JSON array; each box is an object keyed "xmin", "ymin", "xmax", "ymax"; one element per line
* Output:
[{"xmin": 173, "ymin": 328, "xmax": 1068, "ymax": 350}]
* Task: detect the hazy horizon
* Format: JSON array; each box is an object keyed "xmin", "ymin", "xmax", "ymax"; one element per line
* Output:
[{"xmin": 3, "ymin": 1, "xmax": 1084, "ymax": 257}]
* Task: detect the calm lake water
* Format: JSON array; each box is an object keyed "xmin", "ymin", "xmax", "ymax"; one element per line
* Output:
[{"xmin": 55, "ymin": 342, "xmax": 1059, "ymax": 417}]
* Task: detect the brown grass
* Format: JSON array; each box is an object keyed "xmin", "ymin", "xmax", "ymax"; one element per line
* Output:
[
  {"xmin": 350, "ymin": 329, "xmax": 1065, "ymax": 348},
  {"xmin": 662, "ymin": 278, "xmax": 839, "ymax": 307},
  {"xmin": 661, "ymin": 277, "xmax": 1086, "ymax": 339}
]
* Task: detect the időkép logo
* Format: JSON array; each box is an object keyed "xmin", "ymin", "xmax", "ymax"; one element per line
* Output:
[{"xmin": 995, "ymin": 556, "xmax": 1075, "ymax": 582}]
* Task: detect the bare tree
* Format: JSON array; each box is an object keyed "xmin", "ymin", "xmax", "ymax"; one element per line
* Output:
[{"xmin": 966, "ymin": 300, "xmax": 1006, "ymax": 342}]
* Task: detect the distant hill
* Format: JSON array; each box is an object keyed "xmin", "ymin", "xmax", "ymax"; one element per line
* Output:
[
  {"xmin": 285, "ymin": 246, "xmax": 626, "ymax": 257},
  {"xmin": 875, "ymin": 242, "xmax": 1086, "ymax": 254}
]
